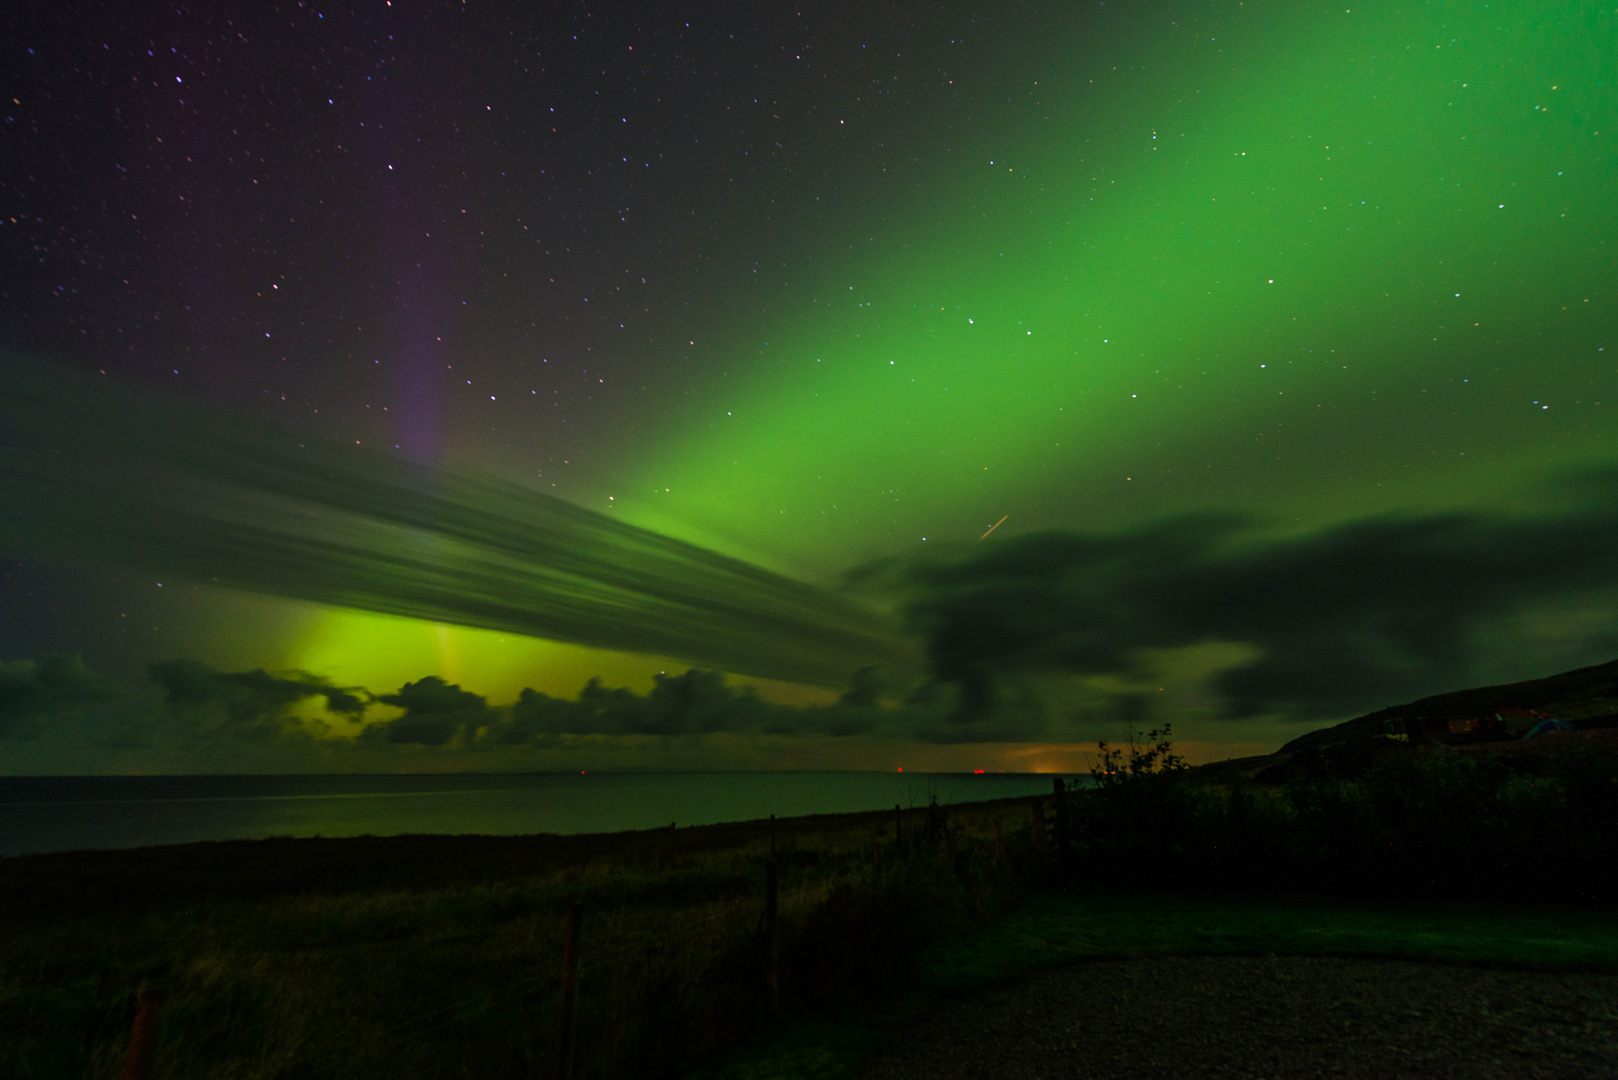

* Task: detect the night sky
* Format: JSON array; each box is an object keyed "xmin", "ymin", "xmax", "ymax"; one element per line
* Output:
[{"xmin": 2, "ymin": 0, "xmax": 1615, "ymax": 773}]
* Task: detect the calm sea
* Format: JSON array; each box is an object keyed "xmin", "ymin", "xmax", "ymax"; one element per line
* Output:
[{"xmin": 0, "ymin": 772, "xmax": 1061, "ymax": 856}]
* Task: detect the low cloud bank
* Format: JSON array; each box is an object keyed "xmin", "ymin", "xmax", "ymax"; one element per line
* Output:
[
  {"xmin": 869, "ymin": 474, "xmax": 1618, "ymax": 724},
  {"xmin": 0, "ymin": 657, "xmax": 1005, "ymax": 756},
  {"xmin": 362, "ymin": 667, "xmax": 969, "ymax": 747},
  {"xmin": 148, "ymin": 660, "xmax": 368, "ymax": 744},
  {"xmin": 367, "ymin": 677, "xmax": 495, "ymax": 747},
  {"xmin": 0, "ymin": 653, "xmax": 120, "ymax": 737},
  {"xmin": 7, "ymin": 475, "xmax": 1618, "ymax": 764}
]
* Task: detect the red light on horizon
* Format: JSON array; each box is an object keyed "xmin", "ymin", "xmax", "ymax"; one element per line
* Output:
[
  {"xmin": 897, "ymin": 766, "xmax": 903, "ymax": 772},
  {"xmin": 973, "ymin": 769, "xmax": 985, "ymax": 774}
]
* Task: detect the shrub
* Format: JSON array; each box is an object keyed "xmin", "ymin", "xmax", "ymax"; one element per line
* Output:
[{"xmin": 1057, "ymin": 729, "xmax": 1618, "ymax": 900}]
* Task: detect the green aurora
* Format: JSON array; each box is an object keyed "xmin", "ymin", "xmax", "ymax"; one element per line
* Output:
[
  {"xmin": 620, "ymin": 0, "xmax": 1614, "ymax": 571},
  {"xmin": 3, "ymin": 0, "xmax": 1617, "ymax": 770}
]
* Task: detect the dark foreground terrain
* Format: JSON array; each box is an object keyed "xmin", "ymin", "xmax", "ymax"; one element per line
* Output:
[
  {"xmin": 1196, "ymin": 656, "xmax": 1618, "ymax": 786},
  {"xmin": 10, "ymin": 655, "xmax": 1618, "ymax": 1078},
  {"xmin": 0, "ymin": 796, "xmax": 1042, "ymax": 1080},
  {"xmin": 862, "ymin": 955, "xmax": 1618, "ymax": 1080}
]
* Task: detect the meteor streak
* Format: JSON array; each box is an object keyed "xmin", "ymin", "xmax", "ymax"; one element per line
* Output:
[{"xmin": 978, "ymin": 515, "xmax": 1008, "ymax": 542}]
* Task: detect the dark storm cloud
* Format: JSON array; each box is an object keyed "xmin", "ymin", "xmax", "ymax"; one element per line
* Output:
[
  {"xmin": 489, "ymin": 668, "xmax": 1050, "ymax": 745},
  {"xmin": 873, "ymin": 485, "xmax": 1618, "ymax": 722},
  {"xmin": 504, "ymin": 670, "xmax": 758, "ymax": 741},
  {"xmin": 0, "ymin": 652, "xmax": 1057, "ymax": 751},
  {"xmin": 364, "ymin": 677, "xmax": 492, "ymax": 746},
  {"xmin": 148, "ymin": 659, "xmax": 366, "ymax": 743},
  {"xmin": 501, "ymin": 669, "xmax": 849, "ymax": 741},
  {"xmin": 0, "ymin": 358, "xmax": 918, "ymax": 689},
  {"xmin": 0, "ymin": 653, "xmax": 120, "ymax": 737},
  {"xmin": 149, "ymin": 660, "xmax": 365, "ymax": 719},
  {"xmin": 491, "ymin": 667, "xmax": 1025, "ymax": 743}
]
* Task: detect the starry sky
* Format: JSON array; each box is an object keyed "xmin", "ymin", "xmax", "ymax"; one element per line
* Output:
[{"xmin": 2, "ymin": 0, "xmax": 1615, "ymax": 773}]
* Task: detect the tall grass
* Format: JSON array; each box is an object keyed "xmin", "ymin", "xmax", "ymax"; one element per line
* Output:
[
  {"xmin": 16, "ymin": 743, "xmax": 1605, "ymax": 1078},
  {"xmin": 0, "ymin": 797, "xmax": 1045, "ymax": 1079}
]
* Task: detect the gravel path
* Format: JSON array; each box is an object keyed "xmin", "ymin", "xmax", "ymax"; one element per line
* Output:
[{"xmin": 860, "ymin": 956, "xmax": 1618, "ymax": 1079}]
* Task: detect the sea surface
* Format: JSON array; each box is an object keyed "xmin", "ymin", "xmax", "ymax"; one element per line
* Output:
[{"xmin": 0, "ymin": 772, "xmax": 1061, "ymax": 856}]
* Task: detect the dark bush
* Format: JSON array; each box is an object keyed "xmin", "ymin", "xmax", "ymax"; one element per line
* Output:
[{"xmin": 1056, "ymin": 731, "xmax": 1618, "ymax": 901}]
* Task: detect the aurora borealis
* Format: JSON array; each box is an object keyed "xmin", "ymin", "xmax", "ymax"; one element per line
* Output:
[{"xmin": 2, "ymin": 0, "xmax": 1615, "ymax": 772}]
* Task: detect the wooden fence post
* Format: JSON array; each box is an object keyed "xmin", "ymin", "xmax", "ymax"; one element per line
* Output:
[
  {"xmin": 1230, "ymin": 771, "xmax": 1248, "ymax": 850},
  {"xmin": 994, "ymin": 818, "xmax": 1005, "ymax": 868},
  {"xmin": 1051, "ymin": 777, "xmax": 1067, "ymax": 871},
  {"xmin": 120, "ymin": 987, "xmax": 164, "ymax": 1080},
  {"xmin": 1031, "ymin": 798, "xmax": 1048, "ymax": 859},
  {"xmin": 555, "ymin": 903, "xmax": 582, "ymax": 1080},
  {"xmin": 764, "ymin": 856, "xmax": 780, "ymax": 1014}
]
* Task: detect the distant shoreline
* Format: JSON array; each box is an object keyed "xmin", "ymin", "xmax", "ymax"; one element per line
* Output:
[{"xmin": 0, "ymin": 770, "xmax": 1060, "ymax": 857}]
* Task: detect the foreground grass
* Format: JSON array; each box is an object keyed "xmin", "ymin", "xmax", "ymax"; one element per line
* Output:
[
  {"xmin": 11, "ymin": 771, "xmax": 1616, "ymax": 1080},
  {"xmin": 705, "ymin": 889, "xmax": 1618, "ymax": 1080},
  {"xmin": 0, "ymin": 796, "xmax": 1042, "ymax": 1080}
]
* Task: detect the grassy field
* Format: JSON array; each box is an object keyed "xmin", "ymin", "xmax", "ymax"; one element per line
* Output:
[
  {"xmin": 8, "ymin": 778, "xmax": 1617, "ymax": 1080},
  {"xmin": 705, "ymin": 889, "xmax": 1618, "ymax": 1080},
  {"xmin": 0, "ymin": 795, "xmax": 1045, "ymax": 1080}
]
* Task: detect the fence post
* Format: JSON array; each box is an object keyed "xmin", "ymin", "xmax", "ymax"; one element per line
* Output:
[
  {"xmin": 764, "ymin": 856, "xmax": 779, "ymax": 1014},
  {"xmin": 1031, "ymin": 798, "xmax": 1048, "ymax": 860},
  {"xmin": 1230, "ymin": 771, "xmax": 1247, "ymax": 847},
  {"xmin": 1051, "ymin": 777, "xmax": 1067, "ymax": 873},
  {"xmin": 994, "ymin": 818, "xmax": 1005, "ymax": 868},
  {"xmin": 120, "ymin": 987, "xmax": 164, "ymax": 1080},
  {"xmin": 555, "ymin": 903, "xmax": 582, "ymax": 1080}
]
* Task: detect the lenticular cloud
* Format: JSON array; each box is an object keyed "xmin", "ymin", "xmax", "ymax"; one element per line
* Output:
[{"xmin": 0, "ymin": 358, "xmax": 917, "ymax": 688}]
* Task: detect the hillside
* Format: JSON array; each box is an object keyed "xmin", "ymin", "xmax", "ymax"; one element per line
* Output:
[{"xmin": 1196, "ymin": 657, "xmax": 1618, "ymax": 784}]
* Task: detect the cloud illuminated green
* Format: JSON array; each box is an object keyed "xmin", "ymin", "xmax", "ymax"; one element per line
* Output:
[{"xmin": 0, "ymin": 358, "xmax": 917, "ymax": 689}]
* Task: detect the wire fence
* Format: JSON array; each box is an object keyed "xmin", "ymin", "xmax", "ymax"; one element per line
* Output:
[
  {"xmin": 99, "ymin": 799, "xmax": 1052, "ymax": 1080},
  {"xmin": 256, "ymin": 864, "xmax": 873, "ymax": 1079}
]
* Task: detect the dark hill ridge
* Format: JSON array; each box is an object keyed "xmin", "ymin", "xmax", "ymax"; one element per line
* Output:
[{"xmin": 1196, "ymin": 657, "xmax": 1618, "ymax": 784}]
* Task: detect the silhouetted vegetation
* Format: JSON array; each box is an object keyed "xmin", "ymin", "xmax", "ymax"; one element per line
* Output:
[
  {"xmin": 6, "ymin": 738, "xmax": 1617, "ymax": 1079},
  {"xmin": 12, "ymin": 660, "xmax": 1618, "ymax": 1079},
  {"xmin": 1050, "ymin": 724, "xmax": 1618, "ymax": 900}
]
